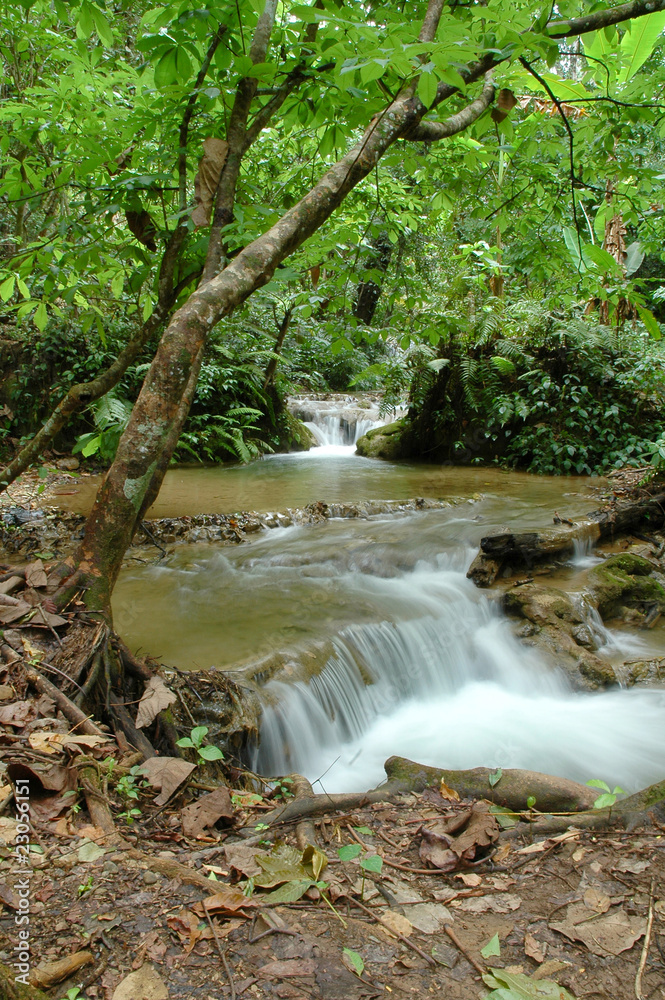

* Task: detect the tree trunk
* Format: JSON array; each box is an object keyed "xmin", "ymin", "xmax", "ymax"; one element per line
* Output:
[
  {"xmin": 353, "ymin": 231, "xmax": 393, "ymax": 325},
  {"xmin": 264, "ymin": 307, "xmax": 292, "ymax": 387}
]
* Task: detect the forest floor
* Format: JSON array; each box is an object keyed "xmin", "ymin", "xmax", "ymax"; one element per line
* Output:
[{"xmin": 1, "ymin": 686, "xmax": 664, "ymax": 1000}]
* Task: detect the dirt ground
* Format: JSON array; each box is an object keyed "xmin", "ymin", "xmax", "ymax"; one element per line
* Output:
[{"xmin": 1, "ymin": 778, "xmax": 664, "ymax": 1000}]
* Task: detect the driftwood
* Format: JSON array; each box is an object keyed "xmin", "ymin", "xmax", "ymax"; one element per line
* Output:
[{"xmin": 467, "ymin": 490, "xmax": 665, "ymax": 586}]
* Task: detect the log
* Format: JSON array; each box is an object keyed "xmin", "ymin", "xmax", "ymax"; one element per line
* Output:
[
  {"xmin": 383, "ymin": 757, "xmax": 598, "ymax": 812},
  {"xmin": 0, "ymin": 964, "xmax": 49, "ymax": 1000},
  {"xmin": 467, "ymin": 491, "xmax": 665, "ymax": 586}
]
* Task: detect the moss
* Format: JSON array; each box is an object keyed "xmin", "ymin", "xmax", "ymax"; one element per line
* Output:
[
  {"xmin": 356, "ymin": 418, "xmax": 408, "ymax": 460},
  {"xmin": 588, "ymin": 553, "xmax": 665, "ymax": 619},
  {"xmin": 644, "ymin": 779, "xmax": 665, "ymax": 808}
]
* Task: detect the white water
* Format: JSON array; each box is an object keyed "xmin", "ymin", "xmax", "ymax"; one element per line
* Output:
[{"xmin": 288, "ymin": 394, "xmax": 400, "ymax": 448}]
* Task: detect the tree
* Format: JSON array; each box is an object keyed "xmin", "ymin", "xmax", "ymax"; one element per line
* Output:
[{"xmin": 3, "ymin": 0, "xmax": 665, "ymax": 614}]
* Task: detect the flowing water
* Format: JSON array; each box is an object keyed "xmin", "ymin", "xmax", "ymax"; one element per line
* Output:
[{"xmin": 52, "ymin": 400, "xmax": 665, "ymax": 794}]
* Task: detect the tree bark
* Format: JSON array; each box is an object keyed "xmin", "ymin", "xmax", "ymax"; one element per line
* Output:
[
  {"xmin": 263, "ymin": 307, "xmax": 292, "ymax": 387},
  {"xmin": 353, "ymin": 231, "xmax": 393, "ymax": 325}
]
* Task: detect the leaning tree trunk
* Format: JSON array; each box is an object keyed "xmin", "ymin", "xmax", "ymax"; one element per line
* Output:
[
  {"xmin": 53, "ymin": 75, "xmax": 497, "ymax": 613},
  {"xmin": 353, "ymin": 231, "xmax": 394, "ymax": 325}
]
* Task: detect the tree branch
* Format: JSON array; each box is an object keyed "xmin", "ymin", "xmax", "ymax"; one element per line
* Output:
[
  {"xmin": 404, "ymin": 75, "xmax": 495, "ymax": 140},
  {"xmin": 547, "ymin": 0, "xmax": 665, "ymax": 39}
]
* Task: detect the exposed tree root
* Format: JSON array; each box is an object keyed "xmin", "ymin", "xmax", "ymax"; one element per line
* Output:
[{"xmin": 23, "ymin": 664, "xmax": 106, "ymax": 738}]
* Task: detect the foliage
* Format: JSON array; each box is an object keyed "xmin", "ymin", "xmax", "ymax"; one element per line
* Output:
[
  {"xmin": 73, "ymin": 392, "xmax": 133, "ymax": 462},
  {"xmin": 176, "ymin": 725, "xmax": 224, "ymax": 762}
]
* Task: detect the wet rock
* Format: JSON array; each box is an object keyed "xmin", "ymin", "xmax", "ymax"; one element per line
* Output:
[
  {"xmin": 623, "ymin": 656, "xmax": 665, "ymax": 686},
  {"xmin": 587, "ymin": 553, "xmax": 665, "ymax": 621},
  {"xmin": 55, "ymin": 457, "xmax": 79, "ymax": 471},
  {"xmin": 503, "ymin": 583, "xmax": 615, "ymax": 689},
  {"xmin": 356, "ymin": 418, "xmax": 408, "ymax": 460}
]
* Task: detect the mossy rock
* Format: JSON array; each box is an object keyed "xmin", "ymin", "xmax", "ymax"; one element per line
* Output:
[
  {"xmin": 285, "ymin": 413, "xmax": 315, "ymax": 452},
  {"xmin": 587, "ymin": 553, "xmax": 665, "ymax": 620},
  {"xmin": 503, "ymin": 584, "xmax": 582, "ymax": 628},
  {"xmin": 356, "ymin": 419, "xmax": 408, "ymax": 460},
  {"xmin": 0, "ymin": 965, "xmax": 49, "ymax": 1000}
]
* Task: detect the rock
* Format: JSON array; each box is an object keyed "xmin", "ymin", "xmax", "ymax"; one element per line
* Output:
[
  {"xmin": 142, "ymin": 870, "xmax": 160, "ymax": 885},
  {"xmin": 356, "ymin": 418, "xmax": 408, "ymax": 460},
  {"xmin": 624, "ymin": 656, "xmax": 665, "ymax": 686},
  {"xmin": 55, "ymin": 457, "xmax": 79, "ymax": 471},
  {"xmin": 502, "ymin": 583, "xmax": 616, "ymax": 689},
  {"xmin": 102, "ymin": 860, "xmax": 119, "ymax": 874},
  {"xmin": 587, "ymin": 553, "xmax": 665, "ymax": 621}
]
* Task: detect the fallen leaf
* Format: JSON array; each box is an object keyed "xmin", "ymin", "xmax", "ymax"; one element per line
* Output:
[
  {"xmin": 481, "ymin": 933, "xmax": 501, "ymax": 958},
  {"xmin": 378, "ymin": 910, "xmax": 413, "ymax": 937},
  {"xmin": 258, "ymin": 959, "xmax": 317, "ymax": 978},
  {"xmin": 455, "ymin": 893, "xmax": 522, "ymax": 914},
  {"xmin": 78, "ymin": 839, "xmax": 106, "ymax": 862},
  {"xmin": 0, "ymin": 700, "xmax": 32, "ymax": 727},
  {"xmin": 224, "ymin": 843, "xmax": 264, "ymax": 878},
  {"xmin": 483, "ymin": 967, "xmax": 575, "ymax": 999},
  {"xmin": 0, "ymin": 881, "xmax": 20, "ymax": 909},
  {"xmin": 181, "ymin": 786, "xmax": 234, "ymax": 838},
  {"xmin": 139, "ymin": 757, "xmax": 196, "ymax": 807},
  {"xmin": 342, "ymin": 948, "xmax": 365, "ymax": 977},
  {"xmin": 420, "ymin": 801, "xmax": 499, "ymax": 871},
  {"xmin": 111, "ymin": 963, "xmax": 169, "ymax": 1000},
  {"xmin": 403, "ymin": 902, "xmax": 452, "ymax": 934},
  {"xmin": 524, "ymin": 931, "xmax": 546, "ymax": 963},
  {"xmin": 135, "ymin": 676, "xmax": 177, "ymax": 730},
  {"xmin": 191, "ymin": 138, "xmax": 229, "ymax": 228},
  {"xmin": 517, "ymin": 829, "xmax": 580, "ymax": 855},
  {"xmin": 8, "ymin": 760, "xmax": 75, "ymax": 793},
  {"xmin": 166, "ymin": 908, "xmax": 204, "ymax": 955},
  {"xmin": 583, "ymin": 887, "xmax": 611, "ymax": 913},
  {"xmin": 455, "ymin": 873, "xmax": 482, "ymax": 886},
  {"xmin": 194, "ymin": 885, "xmax": 258, "ymax": 917},
  {"xmin": 550, "ymin": 903, "xmax": 646, "ymax": 957},
  {"xmin": 612, "ymin": 857, "xmax": 649, "ymax": 874},
  {"xmin": 25, "ymin": 560, "xmax": 48, "ymax": 589},
  {"xmin": 439, "ymin": 779, "xmax": 460, "ymax": 801}
]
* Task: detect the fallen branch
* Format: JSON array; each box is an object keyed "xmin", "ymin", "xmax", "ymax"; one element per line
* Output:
[
  {"xmin": 22, "ymin": 664, "xmax": 106, "ymax": 738},
  {"xmin": 242, "ymin": 784, "xmax": 406, "ymax": 832}
]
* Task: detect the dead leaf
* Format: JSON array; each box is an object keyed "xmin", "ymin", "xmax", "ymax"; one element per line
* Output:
[
  {"xmin": 29, "ymin": 791, "xmax": 71, "ymax": 823},
  {"xmin": 517, "ymin": 829, "xmax": 580, "ymax": 855},
  {"xmin": 378, "ymin": 910, "xmax": 413, "ymax": 937},
  {"xmin": 420, "ymin": 801, "xmax": 499, "ymax": 871},
  {"xmin": 583, "ymin": 887, "xmax": 611, "ymax": 913},
  {"xmin": 524, "ymin": 932, "xmax": 546, "ymax": 963},
  {"xmin": 167, "ymin": 908, "xmax": 204, "ymax": 955},
  {"xmin": 181, "ymin": 786, "xmax": 234, "ymax": 838},
  {"xmin": 0, "ymin": 700, "xmax": 32, "ymax": 727},
  {"xmin": 550, "ymin": 903, "xmax": 646, "ymax": 957},
  {"xmin": 403, "ymin": 902, "xmax": 452, "ymax": 934},
  {"xmin": 135, "ymin": 676, "xmax": 177, "ymax": 730},
  {"xmin": 455, "ymin": 893, "xmax": 522, "ymax": 914},
  {"xmin": 224, "ymin": 843, "xmax": 264, "ymax": 878},
  {"xmin": 193, "ymin": 884, "xmax": 257, "ymax": 917},
  {"xmin": 455, "ymin": 873, "xmax": 482, "ymax": 886},
  {"xmin": 613, "ymin": 857, "xmax": 649, "ymax": 874},
  {"xmin": 0, "ymin": 684, "xmax": 14, "ymax": 700},
  {"xmin": 139, "ymin": 757, "xmax": 196, "ymax": 807},
  {"xmin": 439, "ymin": 779, "xmax": 460, "ymax": 801},
  {"xmin": 8, "ymin": 760, "xmax": 75, "ymax": 793},
  {"xmin": 25, "ymin": 560, "xmax": 48, "ymax": 589},
  {"xmin": 258, "ymin": 959, "xmax": 317, "ymax": 978},
  {"xmin": 111, "ymin": 963, "xmax": 169, "ymax": 1000},
  {"xmin": 0, "ymin": 602, "xmax": 32, "ymax": 624},
  {"xmin": 0, "ymin": 881, "xmax": 20, "ymax": 909},
  {"xmin": 191, "ymin": 138, "xmax": 229, "ymax": 228}
]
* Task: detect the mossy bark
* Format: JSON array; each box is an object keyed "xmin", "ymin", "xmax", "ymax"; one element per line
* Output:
[{"xmin": 0, "ymin": 964, "xmax": 49, "ymax": 1000}]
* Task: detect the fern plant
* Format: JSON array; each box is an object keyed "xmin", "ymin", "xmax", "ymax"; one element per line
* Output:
[{"xmin": 73, "ymin": 392, "xmax": 133, "ymax": 462}]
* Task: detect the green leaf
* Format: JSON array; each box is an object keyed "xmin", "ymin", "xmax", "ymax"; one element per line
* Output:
[
  {"xmin": 417, "ymin": 71, "xmax": 438, "ymax": 109},
  {"xmin": 176, "ymin": 737, "xmax": 195, "ymax": 748},
  {"xmin": 190, "ymin": 726, "xmax": 208, "ymax": 747},
  {"xmin": 481, "ymin": 933, "xmax": 501, "ymax": 958},
  {"xmin": 488, "ymin": 767, "xmax": 502, "ymax": 788},
  {"xmin": 342, "ymin": 948, "xmax": 364, "ymax": 977},
  {"xmin": 489, "ymin": 804, "xmax": 518, "ymax": 829},
  {"xmin": 485, "ymin": 967, "xmax": 576, "ymax": 999},
  {"xmin": 82, "ymin": 435, "xmax": 102, "ymax": 457},
  {"xmin": 593, "ymin": 792, "xmax": 617, "ymax": 810},
  {"xmin": 637, "ymin": 305, "xmax": 662, "ymax": 339},
  {"xmin": 338, "ymin": 843, "xmax": 362, "ymax": 861},
  {"xmin": 583, "ymin": 243, "xmax": 621, "ymax": 274},
  {"xmin": 92, "ymin": 7, "xmax": 113, "ymax": 48},
  {"xmin": 354, "ymin": 826, "xmax": 373, "ymax": 835},
  {"xmin": 33, "ymin": 302, "xmax": 48, "ymax": 331},
  {"xmin": 17, "ymin": 278, "xmax": 30, "ymax": 299},
  {"xmin": 586, "ymin": 779, "xmax": 610, "ymax": 792},
  {"xmin": 198, "ymin": 745, "xmax": 224, "ymax": 761},
  {"xmin": 263, "ymin": 879, "xmax": 312, "ymax": 904},
  {"xmin": 360, "ymin": 854, "xmax": 383, "ymax": 874},
  {"xmin": 154, "ymin": 48, "xmax": 178, "ymax": 88},
  {"xmin": 360, "ymin": 61, "xmax": 386, "ymax": 84},
  {"xmin": 619, "ymin": 11, "xmax": 665, "ymax": 83},
  {"xmin": 0, "ymin": 275, "xmax": 15, "ymax": 302},
  {"xmin": 77, "ymin": 1, "xmax": 95, "ymax": 39},
  {"xmin": 625, "ymin": 241, "xmax": 644, "ymax": 276},
  {"xmin": 175, "ymin": 47, "xmax": 192, "ymax": 82}
]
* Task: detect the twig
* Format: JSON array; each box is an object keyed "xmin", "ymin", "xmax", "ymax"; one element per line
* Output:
[
  {"xmin": 634, "ymin": 877, "xmax": 655, "ymax": 1000},
  {"xmin": 444, "ymin": 925, "xmax": 486, "ymax": 977},
  {"xmin": 22, "ymin": 663, "xmax": 105, "ymax": 736},
  {"xmin": 204, "ymin": 908, "xmax": 236, "ymax": 1000},
  {"xmin": 248, "ymin": 927, "xmax": 298, "ymax": 944},
  {"xmin": 350, "ymin": 896, "xmax": 436, "ymax": 967}
]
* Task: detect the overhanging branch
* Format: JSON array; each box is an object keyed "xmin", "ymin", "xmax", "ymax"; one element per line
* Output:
[{"xmin": 405, "ymin": 75, "xmax": 495, "ymax": 141}]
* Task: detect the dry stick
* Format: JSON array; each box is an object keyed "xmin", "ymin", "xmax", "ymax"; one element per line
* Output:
[
  {"xmin": 350, "ymin": 896, "xmax": 436, "ymax": 967},
  {"xmin": 444, "ymin": 925, "xmax": 486, "ymax": 977},
  {"xmin": 22, "ymin": 664, "xmax": 105, "ymax": 737},
  {"xmin": 204, "ymin": 908, "xmax": 236, "ymax": 1000},
  {"xmin": 634, "ymin": 877, "xmax": 655, "ymax": 1000}
]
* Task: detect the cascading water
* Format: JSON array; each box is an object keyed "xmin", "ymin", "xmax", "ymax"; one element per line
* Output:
[
  {"xmin": 288, "ymin": 394, "xmax": 401, "ymax": 449},
  {"xmin": 252, "ymin": 544, "xmax": 665, "ymax": 795}
]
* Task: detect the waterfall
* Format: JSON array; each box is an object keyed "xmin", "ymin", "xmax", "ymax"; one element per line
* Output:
[
  {"xmin": 288, "ymin": 395, "xmax": 401, "ymax": 448},
  {"xmin": 253, "ymin": 561, "xmax": 665, "ymax": 794}
]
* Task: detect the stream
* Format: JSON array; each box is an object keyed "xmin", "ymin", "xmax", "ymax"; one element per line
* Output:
[{"xmin": 52, "ymin": 397, "xmax": 665, "ymax": 795}]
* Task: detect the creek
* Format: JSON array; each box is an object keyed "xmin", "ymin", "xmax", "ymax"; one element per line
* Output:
[{"xmin": 51, "ymin": 397, "xmax": 665, "ymax": 795}]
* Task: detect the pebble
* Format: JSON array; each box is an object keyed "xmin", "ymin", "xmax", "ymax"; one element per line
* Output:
[
  {"xmin": 142, "ymin": 870, "xmax": 160, "ymax": 885},
  {"xmin": 102, "ymin": 861, "xmax": 119, "ymax": 874}
]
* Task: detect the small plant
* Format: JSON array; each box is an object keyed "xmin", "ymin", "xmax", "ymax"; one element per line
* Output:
[
  {"xmin": 273, "ymin": 777, "xmax": 294, "ymax": 801},
  {"xmin": 587, "ymin": 779, "xmax": 626, "ymax": 814},
  {"xmin": 77, "ymin": 875, "xmax": 94, "ymax": 898},
  {"xmin": 116, "ymin": 765, "xmax": 146, "ymax": 802},
  {"xmin": 118, "ymin": 807, "xmax": 142, "ymax": 825},
  {"xmin": 63, "ymin": 989, "xmax": 86, "ymax": 1000},
  {"xmin": 176, "ymin": 726, "xmax": 224, "ymax": 762}
]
